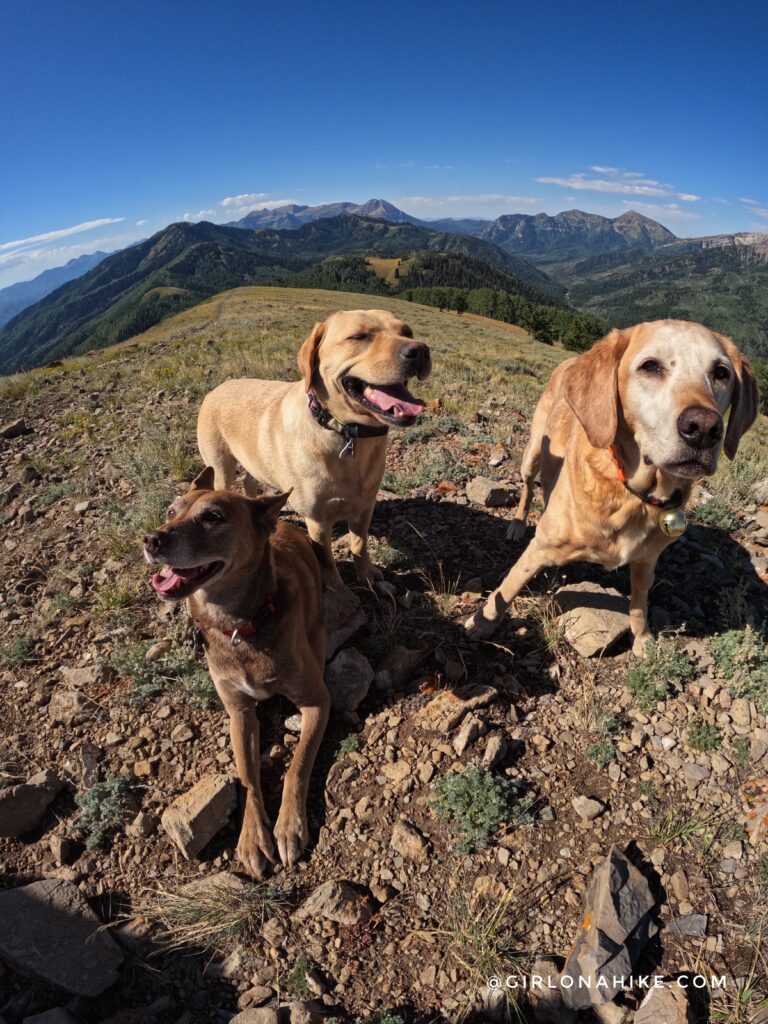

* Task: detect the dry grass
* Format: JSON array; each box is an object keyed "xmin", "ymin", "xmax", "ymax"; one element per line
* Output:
[
  {"xmin": 134, "ymin": 875, "xmax": 290, "ymax": 954},
  {"xmin": 410, "ymin": 886, "xmax": 529, "ymax": 1021}
]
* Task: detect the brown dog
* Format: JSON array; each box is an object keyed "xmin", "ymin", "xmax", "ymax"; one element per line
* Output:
[
  {"xmin": 465, "ymin": 320, "xmax": 758, "ymax": 654},
  {"xmin": 143, "ymin": 467, "xmax": 329, "ymax": 877},
  {"xmin": 197, "ymin": 309, "xmax": 431, "ymax": 587}
]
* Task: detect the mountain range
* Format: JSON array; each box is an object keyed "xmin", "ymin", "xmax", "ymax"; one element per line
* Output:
[
  {"xmin": 0, "ymin": 252, "xmax": 108, "ymax": 327},
  {"xmin": 1, "ymin": 199, "xmax": 766, "ymax": 374},
  {"xmin": 0, "ymin": 216, "xmax": 560, "ymax": 373}
]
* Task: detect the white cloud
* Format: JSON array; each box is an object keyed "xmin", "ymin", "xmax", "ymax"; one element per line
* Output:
[
  {"xmin": 220, "ymin": 192, "xmax": 269, "ymax": 208},
  {"xmin": 740, "ymin": 197, "xmax": 760, "ymax": 205},
  {"xmin": 536, "ymin": 168, "xmax": 699, "ymax": 202},
  {"xmin": 621, "ymin": 200, "xmax": 700, "ymax": 222},
  {"xmin": 749, "ymin": 206, "xmax": 768, "ymax": 220},
  {"xmin": 136, "ymin": 219, "xmax": 147, "ymax": 226},
  {"xmin": 0, "ymin": 217, "xmax": 125, "ymax": 253},
  {"xmin": 0, "ymin": 230, "xmax": 143, "ymax": 287},
  {"xmin": 182, "ymin": 208, "xmax": 217, "ymax": 222}
]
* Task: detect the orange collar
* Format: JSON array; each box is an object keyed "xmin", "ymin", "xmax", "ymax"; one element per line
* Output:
[{"xmin": 606, "ymin": 445, "xmax": 683, "ymax": 510}]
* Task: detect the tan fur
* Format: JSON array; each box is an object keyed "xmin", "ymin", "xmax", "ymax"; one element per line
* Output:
[
  {"xmin": 143, "ymin": 468, "xmax": 329, "ymax": 877},
  {"xmin": 465, "ymin": 320, "xmax": 758, "ymax": 654},
  {"xmin": 197, "ymin": 309, "xmax": 431, "ymax": 586}
]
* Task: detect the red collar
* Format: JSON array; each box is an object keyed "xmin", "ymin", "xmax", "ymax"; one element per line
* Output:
[{"xmin": 222, "ymin": 598, "xmax": 276, "ymax": 645}]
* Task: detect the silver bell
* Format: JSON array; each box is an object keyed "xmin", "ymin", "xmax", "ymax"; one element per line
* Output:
[{"xmin": 659, "ymin": 509, "xmax": 687, "ymax": 537}]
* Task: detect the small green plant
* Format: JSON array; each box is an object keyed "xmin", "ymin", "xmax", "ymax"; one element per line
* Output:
[
  {"xmin": 593, "ymin": 711, "xmax": 622, "ymax": 736},
  {"xmin": 111, "ymin": 620, "xmax": 217, "ymax": 707},
  {"xmin": 692, "ymin": 495, "xmax": 738, "ymax": 531},
  {"xmin": 733, "ymin": 736, "xmax": 751, "ymax": 765},
  {"xmin": 626, "ymin": 637, "xmax": 695, "ymax": 709},
  {"xmin": 648, "ymin": 810, "xmax": 708, "ymax": 846},
  {"xmin": 710, "ymin": 625, "xmax": 768, "ymax": 712},
  {"xmin": 432, "ymin": 765, "xmax": 530, "ymax": 852},
  {"xmin": 337, "ymin": 733, "xmax": 361, "ymax": 756},
  {"xmin": 136, "ymin": 876, "xmax": 289, "ymax": 953},
  {"xmin": 34, "ymin": 480, "xmax": 80, "ymax": 508},
  {"xmin": 687, "ymin": 718, "xmax": 720, "ymax": 751},
  {"xmin": 95, "ymin": 581, "xmax": 137, "ymax": 614},
  {"xmin": 286, "ymin": 954, "xmax": 314, "ymax": 998},
  {"xmin": 586, "ymin": 740, "xmax": 615, "ymax": 768},
  {"xmin": 638, "ymin": 780, "xmax": 658, "ymax": 803},
  {"xmin": 0, "ymin": 634, "xmax": 35, "ymax": 667},
  {"xmin": 75, "ymin": 775, "xmax": 132, "ymax": 849}
]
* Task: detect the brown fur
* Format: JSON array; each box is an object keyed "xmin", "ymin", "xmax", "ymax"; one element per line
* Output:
[
  {"xmin": 143, "ymin": 467, "xmax": 329, "ymax": 877},
  {"xmin": 465, "ymin": 320, "xmax": 758, "ymax": 654}
]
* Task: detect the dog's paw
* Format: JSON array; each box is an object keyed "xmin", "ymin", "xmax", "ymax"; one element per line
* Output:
[
  {"xmin": 464, "ymin": 611, "xmax": 498, "ymax": 641},
  {"xmin": 274, "ymin": 806, "xmax": 309, "ymax": 869},
  {"xmin": 236, "ymin": 817, "xmax": 278, "ymax": 879},
  {"xmin": 506, "ymin": 519, "xmax": 526, "ymax": 542},
  {"xmin": 356, "ymin": 563, "xmax": 383, "ymax": 585},
  {"xmin": 374, "ymin": 579, "xmax": 397, "ymax": 599},
  {"xmin": 632, "ymin": 633, "xmax": 653, "ymax": 658}
]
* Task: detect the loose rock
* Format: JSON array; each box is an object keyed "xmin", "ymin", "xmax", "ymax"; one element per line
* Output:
[
  {"xmin": 161, "ymin": 775, "xmax": 237, "ymax": 858},
  {"xmin": 0, "ymin": 878, "xmax": 123, "ymax": 996},
  {"xmin": 635, "ymin": 981, "xmax": 692, "ymax": 1024},
  {"xmin": 324, "ymin": 587, "xmax": 366, "ymax": 659},
  {"xmin": 390, "ymin": 818, "xmax": 429, "ymax": 861},
  {"xmin": 465, "ymin": 476, "xmax": 515, "ymax": 508},
  {"xmin": 555, "ymin": 582, "xmax": 629, "ymax": 657},
  {"xmin": 324, "ymin": 647, "xmax": 374, "ymax": 712},
  {"xmin": 0, "ymin": 769, "xmax": 67, "ymax": 837},
  {"xmin": 561, "ymin": 845, "xmax": 657, "ymax": 1009},
  {"xmin": 293, "ymin": 880, "xmax": 374, "ymax": 926}
]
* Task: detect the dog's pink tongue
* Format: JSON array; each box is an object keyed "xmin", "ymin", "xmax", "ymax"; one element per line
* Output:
[
  {"xmin": 152, "ymin": 569, "xmax": 182, "ymax": 594},
  {"xmin": 363, "ymin": 383, "xmax": 424, "ymax": 417}
]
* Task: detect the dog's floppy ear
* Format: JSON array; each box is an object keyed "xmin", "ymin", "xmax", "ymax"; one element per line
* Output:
[
  {"xmin": 561, "ymin": 329, "xmax": 630, "ymax": 449},
  {"xmin": 190, "ymin": 466, "xmax": 215, "ymax": 491},
  {"xmin": 716, "ymin": 333, "xmax": 759, "ymax": 459},
  {"xmin": 250, "ymin": 490, "xmax": 291, "ymax": 531},
  {"xmin": 297, "ymin": 320, "xmax": 326, "ymax": 390}
]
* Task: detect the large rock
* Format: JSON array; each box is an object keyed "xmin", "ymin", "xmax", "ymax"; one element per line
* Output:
[
  {"xmin": 0, "ymin": 879, "xmax": 123, "ymax": 996},
  {"xmin": 230, "ymin": 1003, "xmax": 327, "ymax": 1024},
  {"xmin": 161, "ymin": 775, "xmax": 236, "ymax": 858},
  {"xmin": 561, "ymin": 845, "xmax": 657, "ymax": 1009},
  {"xmin": 0, "ymin": 769, "xmax": 67, "ymax": 837},
  {"xmin": 48, "ymin": 689, "xmax": 96, "ymax": 725},
  {"xmin": 293, "ymin": 880, "xmax": 374, "ymax": 926},
  {"xmin": 323, "ymin": 586, "xmax": 366, "ymax": 659},
  {"xmin": 373, "ymin": 645, "xmax": 427, "ymax": 692},
  {"xmin": 1, "ymin": 418, "xmax": 32, "ymax": 439},
  {"xmin": 555, "ymin": 582, "xmax": 630, "ymax": 657},
  {"xmin": 635, "ymin": 982, "xmax": 692, "ymax": 1024},
  {"xmin": 324, "ymin": 647, "xmax": 373, "ymax": 712},
  {"xmin": 390, "ymin": 818, "xmax": 430, "ymax": 861},
  {"xmin": 466, "ymin": 476, "xmax": 515, "ymax": 508}
]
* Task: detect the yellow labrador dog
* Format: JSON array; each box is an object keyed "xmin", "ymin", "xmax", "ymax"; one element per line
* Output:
[
  {"xmin": 465, "ymin": 320, "xmax": 758, "ymax": 654},
  {"xmin": 198, "ymin": 310, "xmax": 431, "ymax": 586}
]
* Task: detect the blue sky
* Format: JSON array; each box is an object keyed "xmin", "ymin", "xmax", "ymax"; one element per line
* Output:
[{"xmin": 1, "ymin": 0, "xmax": 766, "ymax": 286}]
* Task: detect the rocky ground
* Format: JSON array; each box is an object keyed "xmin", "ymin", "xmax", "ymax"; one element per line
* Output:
[{"xmin": 1, "ymin": 290, "xmax": 768, "ymax": 1024}]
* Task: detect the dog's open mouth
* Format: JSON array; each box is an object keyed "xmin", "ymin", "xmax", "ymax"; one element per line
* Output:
[
  {"xmin": 151, "ymin": 561, "xmax": 223, "ymax": 599},
  {"xmin": 342, "ymin": 376, "xmax": 425, "ymax": 425}
]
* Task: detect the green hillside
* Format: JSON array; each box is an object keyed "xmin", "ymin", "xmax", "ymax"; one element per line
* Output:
[
  {"xmin": 0, "ymin": 217, "xmax": 560, "ymax": 375},
  {"xmin": 563, "ymin": 243, "xmax": 768, "ymax": 359}
]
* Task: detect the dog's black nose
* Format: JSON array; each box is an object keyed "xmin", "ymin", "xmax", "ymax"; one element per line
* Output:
[
  {"xmin": 143, "ymin": 531, "xmax": 162, "ymax": 553},
  {"xmin": 677, "ymin": 406, "xmax": 724, "ymax": 450},
  {"xmin": 399, "ymin": 341, "xmax": 431, "ymax": 375}
]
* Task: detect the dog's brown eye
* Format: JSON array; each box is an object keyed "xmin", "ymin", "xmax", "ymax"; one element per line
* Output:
[
  {"xmin": 202, "ymin": 510, "xmax": 223, "ymax": 524},
  {"xmin": 166, "ymin": 507, "xmax": 176, "ymax": 520},
  {"xmin": 713, "ymin": 364, "xmax": 731, "ymax": 382},
  {"xmin": 639, "ymin": 359, "xmax": 662, "ymax": 375},
  {"xmin": 349, "ymin": 332, "xmax": 371, "ymax": 342}
]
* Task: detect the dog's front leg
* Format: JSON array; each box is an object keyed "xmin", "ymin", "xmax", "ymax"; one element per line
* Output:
[
  {"xmin": 274, "ymin": 688, "xmax": 330, "ymax": 868},
  {"xmin": 465, "ymin": 537, "xmax": 552, "ymax": 639},
  {"xmin": 629, "ymin": 559, "xmax": 656, "ymax": 657},
  {"xmin": 306, "ymin": 517, "xmax": 345, "ymax": 588},
  {"xmin": 347, "ymin": 507, "xmax": 382, "ymax": 584},
  {"xmin": 226, "ymin": 700, "xmax": 277, "ymax": 878}
]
